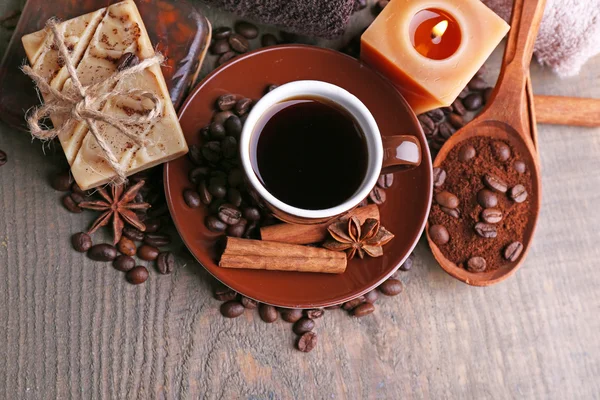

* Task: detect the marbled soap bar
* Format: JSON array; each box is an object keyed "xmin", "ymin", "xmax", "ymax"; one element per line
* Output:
[{"xmin": 22, "ymin": 0, "xmax": 188, "ymax": 190}]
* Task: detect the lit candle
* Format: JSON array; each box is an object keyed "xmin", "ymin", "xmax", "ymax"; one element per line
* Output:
[{"xmin": 361, "ymin": 0, "xmax": 509, "ymax": 115}]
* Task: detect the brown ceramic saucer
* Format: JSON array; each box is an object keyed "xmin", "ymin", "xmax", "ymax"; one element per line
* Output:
[{"xmin": 164, "ymin": 45, "xmax": 433, "ymax": 308}]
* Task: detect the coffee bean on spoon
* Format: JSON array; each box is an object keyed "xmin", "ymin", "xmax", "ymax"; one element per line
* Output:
[
  {"xmin": 221, "ymin": 136, "xmax": 238, "ymax": 159},
  {"xmin": 483, "ymin": 174, "xmax": 508, "ymax": 193},
  {"xmin": 433, "ymin": 167, "xmax": 446, "ymax": 188},
  {"xmin": 474, "ymin": 222, "xmax": 497, "ymax": 238},
  {"xmin": 509, "ymin": 184, "xmax": 528, "ymax": 203},
  {"xmin": 243, "ymin": 207, "xmax": 261, "ymax": 222},
  {"xmin": 216, "ymin": 93, "xmax": 236, "ymax": 110},
  {"xmin": 218, "ymin": 204, "xmax": 242, "ymax": 225},
  {"xmin": 513, "ymin": 160, "xmax": 526, "ymax": 173},
  {"xmin": 224, "ymin": 115, "xmax": 242, "ymax": 138},
  {"xmin": 206, "ymin": 216, "xmax": 227, "ymax": 233},
  {"xmin": 458, "ymin": 144, "xmax": 476, "ymax": 162},
  {"xmin": 435, "ymin": 191, "xmax": 459, "ymax": 209},
  {"xmin": 369, "ymin": 187, "xmax": 386, "ymax": 204},
  {"xmin": 429, "ymin": 224, "xmax": 449, "ymax": 245},
  {"xmin": 188, "ymin": 144, "xmax": 204, "ymax": 165},
  {"xmin": 492, "ymin": 141, "xmax": 511, "ymax": 161},
  {"xmin": 235, "ymin": 98, "xmax": 252, "ymax": 116},
  {"xmin": 504, "ymin": 241, "xmax": 524, "ymax": 261},
  {"xmin": 466, "ymin": 257, "xmax": 487, "ymax": 272},
  {"xmin": 265, "ymin": 84, "xmax": 279, "ymax": 93},
  {"xmin": 209, "ymin": 122, "xmax": 226, "ymax": 140},
  {"xmin": 441, "ymin": 206, "xmax": 460, "ymax": 218},
  {"xmin": 183, "ymin": 189, "xmax": 201, "ymax": 208},
  {"xmin": 201, "ymin": 141, "xmax": 222, "ymax": 163},
  {"xmin": 481, "ymin": 208, "xmax": 502, "ymax": 224},
  {"xmin": 208, "ymin": 182, "xmax": 227, "ymax": 199},
  {"xmin": 377, "ymin": 173, "xmax": 394, "ymax": 188},
  {"xmin": 477, "ymin": 189, "xmax": 498, "ymax": 208}
]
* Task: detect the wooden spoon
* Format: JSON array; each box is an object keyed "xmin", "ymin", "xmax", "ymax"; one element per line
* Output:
[{"xmin": 426, "ymin": 0, "xmax": 546, "ymax": 286}]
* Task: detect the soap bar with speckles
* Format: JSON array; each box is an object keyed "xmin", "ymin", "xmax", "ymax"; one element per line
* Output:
[{"xmin": 22, "ymin": 0, "xmax": 188, "ymax": 190}]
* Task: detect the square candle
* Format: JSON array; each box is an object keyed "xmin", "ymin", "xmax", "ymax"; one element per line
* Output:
[
  {"xmin": 361, "ymin": 0, "xmax": 509, "ymax": 115},
  {"xmin": 22, "ymin": 0, "xmax": 188, "ymax": 190}
]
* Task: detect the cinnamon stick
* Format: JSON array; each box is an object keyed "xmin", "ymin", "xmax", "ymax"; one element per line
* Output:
[
  {"xmin": 219, "ymin": 237, "xmax": 347, "ymax": 274},
  {"xmin": 534, "ymin": 95, "xmax": 600, "ymax": 127},
  {"xmin": 259, "ymin": 204, "xmax": 379, "ymax": 245}
]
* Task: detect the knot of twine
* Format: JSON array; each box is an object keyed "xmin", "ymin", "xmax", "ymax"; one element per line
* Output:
[{"xmin": 22, "ymin": 19, "xmax": 165, "ymax": 185}]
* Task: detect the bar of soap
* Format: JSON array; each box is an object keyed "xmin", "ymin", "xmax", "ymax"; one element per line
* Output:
[{"xmin": 22, "ymin": 0, "xmax": 188, "ymax": 190}]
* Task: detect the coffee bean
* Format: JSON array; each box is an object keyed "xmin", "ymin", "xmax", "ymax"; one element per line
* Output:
[
  {"xmin": 144, "ymin": 218, "xmax": 161, "ymax": 233},
  {"xmin": 513, "ymin": 160, "xmax": 526, "ymax": 174},
  {"xmin": 226, "ymin": 168, "xmax": 242, "ymax": 188},
  {"xmin": 220, "ymin": 300, "xmax": 244, "ymax": 318},
  {"xmin": 235, "ymin": 98, "xmax": 252, "ymax": 116},
  {"xmin": 399, "ymin": 254, "xmax": 414, "ymax": 271},
  {"xmin": 418, "ymin": 114, "xmax": 435, "ymax": 136},
  {"xmin": 215, "ymin": 94, "xmax": 236, "ymax": 112},
  {"xmin": 242, "ymin": 207, "xmax": 261, "ymax": 222},
  {"xmin": 62, "ymin": 194, "xmax": 82, "ymax": 213},
  {"xmin": 224, "ymin": 115, "xmax": 242, "ymax": 139},
  {"xmin": 281, "ymin": 308, "xmax": 303, "ymax": 322},
  {"xmin": 157, "ymin": 252, "xmax": 175, "ymax": 274},
  {"xmin": 213, "ymin": 26, "xmax": 232, "ymax": 39},
  {"xmin": 210, "ymin": 39, "xmax": 231, "ymax": 55},
  {"xmin": 438, "ymin": 122, "xmax": 455, "ymax": 139},
  {"xmin": 325, "ymin": 304, "xmax": 342, "ymax": 310},
  {"xmin": 377, "ymin": 173, "xmax": 394, "ymax": 189},
  {"xmin": 123, "ymin": 226, "xmax": 144, "ymax": 242},
  {"xmin": 369, "ymin": 187, "xmax": 386, "ymax": 204},
  {"xmin": 241, "ymin": 296, "xmax": 258, "ymax": 309},
  {"xmin": 71, "ymin": 232, "xmax": 92, "ymax": 252},
  {"xmin": 378, "ymin": 278, "xmax": 403, "ymax": 296},
  {"xmin": 117, "ymin": 236, "xmax": 136, "ymax": 256},
  {"xmin": 468, "ymin": 76, "xmax": 487, "ymax": 91},
  {"xmin": 137, "ymin": 244, "xmax": 159, "ymax": 261},
  {"xmin": 259, "ymin": 304, "xmax": 278, "ymax": 323},
  {"xmin": 352, "ymin": 302, "xmax": 375, "ymax": 317},
  {"xmin": 51, "ymin": 171, "xmax": 72, "ymax": 191},
  {"xmin": 197, "ymin": 181, "xmax": 212, "ymax": 205},
  {"xmin": 481, "ymin": 208, "xmax": 502, "ymax": 224},
  {"xmin": 492, "ymin": 141, "xmax": 511, "ymax": 161},
  {"xmin": 235, "ymin": 21, "xmax": 258, "ymax": 39},
  {"xmin": 143, "ymin": 233, "xmax": 171, "ymax": 247},
  {"xmin": 305, "ymin": 309, "xmax": 324, "ymax": 319},
  {"xmin": 427, "ymin": 108, "xmax": 445, "ymax": 122},
  {"xmin": 113, "ymin": 255, "xmax": 135, "ymax": 272},
  {"xmin": 297, "ymin": 332, "xmax": 317, "ymax": 352},
  {"xmin": 448, "ymin": 113, "xmax": 464, "ymax": 129},
  {"xmin": 509, "ymin": 184, "xmax": 528, "ymax": 203},
  {"xmin": 466, "ymin": 257, "xmax": 487, "ymax": 272},
  {"xmin": 0, "ymin": 150, "xmax": 6, "ymax": 166},
  {"xmin": 209, "ymin": 122, "xmax": 226, "ymax": 140},
  {"xmin": 206, "ymin": 216, "xmax": 227, "ymax": 232},
  {"xmin": 214, "ymin": 285, "xmax": 237, "ymax": 301},
  {"xmin": 183, "ymin": 189, "xmax": 201, "ymax": 208},
  {"xmin": 474, "ymin": 222, "xmax": 497, "ymax": 238},
  {"xmin": 342, "ymin": 296, "xmax": 365, "ymax": 310},
  {"xmin": 88, "ymin": 244, "xmax": 117, "ymax": 262},
  {"xmin": 116, "ymin": 52, "xmax": 139, "ymax": 71},
  {"xmin": 458, "ymin": 144, "xmax": 476, "ymax": 162},
  {"xmin": 213, "ymin": 110, "xmax": 235, "ymax": 125},
  {"xmin": 229, "ymin": 34, "xmax": 249, "ymax": 53},
  {"xmin": 433, "ymin": 167, "xmax": 446, "ymax": 188},
  {"xmin": 226, "ymin": 188, "xmax": 242, "ymax": 208},
  {"xmin": 429, "ymin": 224, "xmax": 449, "ymax": 245},
  {"xmin": 452, "ymin": 99, "xmax": 466, "ymax": 116},
  {"xmin": 243, "ymin": 221, "xmax": 259, "ymax": 239},
  {"xmin": 202, "ymin": 141, "xmax": 221, "ymax": 163},
  {"xmin": 483, "ymin": 87, "xmax": 494, "ymax": 103},
  {"xmin": 364, "ymin": 290, "xmax": 379, "ymax": 303},
  {"xmin": 188, "ymin": 144, "xmax": 203, "ymax": 165},
  {"xmin": 227, "ymin": 221, "xmax": 247, "ymax": 237},
  {"xmin": 483, "ymin": 173, "xmax": 508, "ymax": 193},
  {"xmin": 261, "ymin": 33, "xmax": 278, "ymax": 47},
  {"xmin": 504, "ymin": 241, "xmax": 524, "ymax": 261},
  {"xmin": 70, "ymin": 192, "xmax": 85, "ymax": 205},
  {"xmin": 217, "ymin": 51, "xmax": 236, "ymax": 65},
  {"xmin": 126, "ymin": 266, "xmax": 149, "ymax": 284},
  {"xmin": 208, "ymin": 199, "xmax": 226, "ymax": 216},
  {"xmin": 208, "ymin": 182, "xmax": 227, "ymax": 199},
  {"xmin": 292, "ymin": 317, "xmax": 315, "ymax": 335},
  {"xmin": 221, "ymin": 136, "xmax": 237, "ymax": 159},
  {"xmin": 441, "ymin": 206, "xmax": 460, "ymax": 218},
  {"xmin": 463, "ymin": 93, "xmax": 483, "ymax": 111},
  {"xmin": 477, "ymin": 189, "xmax": 498, "ymax": 208},
  {"xmin": 218, "ymin": 204, "xmax": 242, "ymax": 225},
  {"xmin": 435, "ymin": 191, "xmax": 459, "ymax": 209}
]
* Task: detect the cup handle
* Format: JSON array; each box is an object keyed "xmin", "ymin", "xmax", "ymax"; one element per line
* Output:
[{"xmin": 381, "ymin": 135, "xmax": 422, "ymax": 174}]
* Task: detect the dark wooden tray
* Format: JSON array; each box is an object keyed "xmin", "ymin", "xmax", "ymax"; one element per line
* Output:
[{"xmin": 0, "ymin": 0, "xmax": 211, "ymax": 130}]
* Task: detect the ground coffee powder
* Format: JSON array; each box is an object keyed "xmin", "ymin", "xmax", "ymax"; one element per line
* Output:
[{"xmin": 428, "ymin": 136, "xmax": 533, "ymax": 271}]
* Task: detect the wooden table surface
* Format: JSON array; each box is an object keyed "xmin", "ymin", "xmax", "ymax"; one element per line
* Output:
[{"xmin": 1, "ymin": 2, "xmax": 599, "ymax": 399}]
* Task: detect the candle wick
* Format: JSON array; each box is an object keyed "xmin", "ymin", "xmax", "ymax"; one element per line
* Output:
[{"xmin": 431, "ymin": 20, "xmax": 449, "ymax": 43}]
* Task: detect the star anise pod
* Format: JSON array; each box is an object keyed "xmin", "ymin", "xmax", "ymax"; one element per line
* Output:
[
  {"xmin": 323, "ymin": 216, "xmax": 394, "ymax": 260},
  {"xmin": 78, "ymin": 180, "xmax": 150, "ymax": 244}
]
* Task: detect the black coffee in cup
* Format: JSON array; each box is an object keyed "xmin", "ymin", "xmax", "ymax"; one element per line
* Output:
[{"xmin": 251, "ymin": 97, "xmax": 368, "ymax": 210}]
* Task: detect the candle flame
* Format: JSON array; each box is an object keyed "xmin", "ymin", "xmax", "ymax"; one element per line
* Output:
[{"xmin": 431, "ymin": 20, "xmax": 449, "ymax": 40}]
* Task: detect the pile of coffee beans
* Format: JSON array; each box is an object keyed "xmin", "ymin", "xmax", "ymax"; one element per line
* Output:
[
  {"xmin": 210, "ymin": 21, "xmax": 283, "ymax": 67},
  {"xmin": 0, "ymin": 149, "xmax": 7, "ymax": 167},
  {"xmin": 428, "ymin": 136, "xmax": 532, "ymax": 271},
  {"xmin": 52, "ymin": 167, "xmax": 176, "ymax": 284}
]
